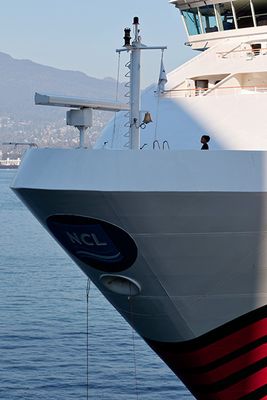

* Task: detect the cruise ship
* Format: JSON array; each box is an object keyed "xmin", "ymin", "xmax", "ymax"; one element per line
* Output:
[{"xmin": 12, "ymin": 1, "xmax": 267, "ymax": 399}]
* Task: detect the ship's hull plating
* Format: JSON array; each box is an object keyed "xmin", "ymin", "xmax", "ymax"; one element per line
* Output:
[{"xmin": 12, "ymin": 149, "xmax": 267, "ymax": 399}]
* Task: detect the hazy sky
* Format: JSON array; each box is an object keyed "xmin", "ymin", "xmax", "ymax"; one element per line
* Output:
[{"xmin": 0, "ymin": 0, "xmax": 194, "ymax": 87}]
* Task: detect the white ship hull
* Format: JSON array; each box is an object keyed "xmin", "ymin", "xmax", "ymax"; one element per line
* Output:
[{"xmin": 12, "ymin": 148, "xmax": 267, "ymax": 399}]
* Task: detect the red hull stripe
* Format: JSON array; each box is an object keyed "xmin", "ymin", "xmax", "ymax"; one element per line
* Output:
[
  {"xmin": 203, "ymin": 367, "xmax": 267, "ymax": 400},
  {"xmin": 193, "ymin": 358, "xmax": 267, "ymax": 395},
  {"xmin": 173, "ymin": 306, "xmax": 267, "ymax": 352},
  {"xmin": 240, "ymin": 387, "xmax": 267, "ymax": 400},
  {"xmin": 145, "ymin": 305, "xmax": 267, "ymax": 400},
  {"xmin": 177, "ymin": 319, "xmax": 267, "ymax": 368},
  {"xmin": 187, "ymin": 344, "xmax": 267, "ymax": 385}
]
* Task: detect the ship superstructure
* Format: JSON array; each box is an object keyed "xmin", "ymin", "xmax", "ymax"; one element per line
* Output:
[
  {"xmin": 12, "ymin": 1, "xmax": 267, "ymax": 399},
  {"xmin": 98, "ymin": 0, "xmax": 267, "ymax": 151}
]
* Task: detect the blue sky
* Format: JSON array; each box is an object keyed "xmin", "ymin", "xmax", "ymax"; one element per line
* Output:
[{"xmin": 0, "ymin": 0, "xmax": 194, "ymax": 87}]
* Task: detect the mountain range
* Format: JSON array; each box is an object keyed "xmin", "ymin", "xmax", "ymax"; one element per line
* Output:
[{"xmin": 0, "ymin": 51, "xmax": 124, "ymax": 152}]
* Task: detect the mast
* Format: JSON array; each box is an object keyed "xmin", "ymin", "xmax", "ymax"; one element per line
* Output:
[
  {"xmin": 116, "ymin": 18, "xmax": 167, "ymax": 150},
  {"xmin": 130, "ymin": 17, "xmax": 142, "ymax": 150}
]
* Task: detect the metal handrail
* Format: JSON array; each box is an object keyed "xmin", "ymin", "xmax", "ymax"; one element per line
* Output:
[
  {"xmin": 163, "ymin": 140, "xmax": 170, "ymax": 150},
  {"xmin": 217, "ymin": 47, "xmax": 267, "ymax": 56},
  {"xmin": 140, "ymin": 143, "xmax": 148, "ymax": 150},
  {"xmin": 164, "ymin": 85, "xmax": 267, "ymax": 95},
  {"xmin": 153, "ymin": 140, "xmax": 161, "ymax": 150},
  {"xmin": 2, "ymin": 141, "xmax": 38, "ymax": 148}
]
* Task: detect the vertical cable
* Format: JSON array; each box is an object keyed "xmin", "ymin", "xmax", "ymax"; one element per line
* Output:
[
  {"xmin": 154, "ymin": 50, "xmax": 164, "ymax": 142},
  {"xmin": 128, "ymin": 288, "xmax": 139, "ymax": 400},
  {"xmin": 86, "ymin": 279, "xmax": 91, "ymax": 400},
  {"xmin": 111, "ymin": 52, "xmax": 121, "ymax": 148}
]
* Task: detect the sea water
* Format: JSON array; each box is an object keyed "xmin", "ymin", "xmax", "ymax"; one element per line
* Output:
[{"xmin": 0, "ymin": 169, "xmax": 193, "ymax": 400}]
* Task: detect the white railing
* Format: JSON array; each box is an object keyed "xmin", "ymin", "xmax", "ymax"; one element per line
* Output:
[
  {"xmin": 0, "ymin": 159, "xmax": 21, "ymax": 167},
  {"xmin": 164, "ymin": 85, "xmax": 267, "ymax": 98},
  {"xmin": 217, "ymin": 47, "xmax": 267, "ymax": 60}
]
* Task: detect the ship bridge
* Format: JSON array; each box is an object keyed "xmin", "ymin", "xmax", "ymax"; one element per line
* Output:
[{"xmin": 170, "ymin": 0, "xmax": 267, "ymax": 49}]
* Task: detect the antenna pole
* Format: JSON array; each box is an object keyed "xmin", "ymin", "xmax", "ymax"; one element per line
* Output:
[
  {"xmin": 130, "ymin": 17, "xmax": 141, "ymax": 150},
  {"xmin": 116, "ymin": 17, "xmax": 167, "ymax": 151}
]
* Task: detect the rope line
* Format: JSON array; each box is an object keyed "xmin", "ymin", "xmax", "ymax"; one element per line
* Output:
[
  {"xmin": 86, "ymin": 278, "xmax": 91, "ymax": 400},
  {"xmin": 154, "ymin": 49, "xmax": 165, "ymax": 142},
  {"xmin": 154, "ymin": 92, "xmax": 161, "ymax": 142},
  {"xmin": 111, "ymin": 52, "xmax": 121, "ymax": 148},
  {"xmin": 129, "ymin": 288, "xmax": 139, "ymax": 400}
]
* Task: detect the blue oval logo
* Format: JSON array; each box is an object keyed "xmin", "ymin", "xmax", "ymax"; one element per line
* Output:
[{"xmin": 47, "ymin": 215, "xmax": 137, "ymax": 272}]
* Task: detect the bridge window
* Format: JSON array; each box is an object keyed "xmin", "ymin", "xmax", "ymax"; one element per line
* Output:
[
  {"xmin": 199, "ymin": 5, "xmax": 218, "ymax": 33},
  {"xmin": 215, "ymin": 2, "xmax": 235, "ymax": 31},
  {"xmin": 181, "ymin": 8, "xmax": 201, "ymax": 36},
  {"xmin": 234, "ymin": 1, "xmax": 254, "ymax": 28},
  {"xmin": 253, "ymin": 0, "xmax": 267, "ymax": 26},
  {"xmin": 180, "ymin": 1, "xmax": 266, "ymax": 36}
]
